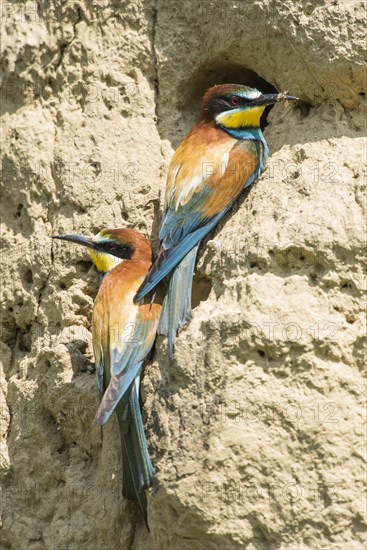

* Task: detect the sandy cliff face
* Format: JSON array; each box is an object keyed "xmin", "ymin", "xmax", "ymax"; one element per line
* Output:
[{"xmin": 1, "ymin": 1, "xmax": 366, "ymax": 549}]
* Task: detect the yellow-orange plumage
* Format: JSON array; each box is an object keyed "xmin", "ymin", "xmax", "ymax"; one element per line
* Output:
[
  {"xmin": 52, "ymin": 227, "xmax": 160, "ymax": 524},
  {"xmin": 92, "ymin": 261, "xmax": 160, "ymax": 388},
  {"xmin": 166, "ymin": 120, "xmax": 259, "ymax": 218},
  {"xmin": 135, "ymin": 83, "xmax": 297, "ymax": 357},
  {"xmin": 91, "ymin": 229, "xmax": 160, "ymax": 421}
]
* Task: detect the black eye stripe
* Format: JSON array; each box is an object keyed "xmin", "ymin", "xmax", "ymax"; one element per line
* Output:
[
  {"xmin": 208, "ymin": 95, "xmax": 251, "ymax": 114},
  {"xmin": 228, "ymin": 95, "xmax": 251, "ymax": 105},
  {"xmin": 101, "ymin": 242, "xmax": 134, "ymax": 259}
]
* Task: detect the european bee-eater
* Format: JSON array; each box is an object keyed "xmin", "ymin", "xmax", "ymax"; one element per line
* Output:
[
  {"xmin": 53, "ymin": 228, "xmax": 160, "ymax": 523},
  {"xmin": 135, "ymin": 84, "xmax": 297, "ymax": 357}
]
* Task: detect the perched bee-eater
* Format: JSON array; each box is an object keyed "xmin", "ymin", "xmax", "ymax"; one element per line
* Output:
[
  {"xmin": 135, "ymin": 84, "xmax": 297, "ymax": 357},
  {"xmin": 53, "ymin": 228, "xmax": 161, "ymax": 524}
]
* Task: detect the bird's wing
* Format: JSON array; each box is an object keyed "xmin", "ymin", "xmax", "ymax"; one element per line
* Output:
[
  {"xmin": 92, "ymin": 274, "xmax": 160, "ymax": 425},
  {"xmin": 135, "ymin": 138, "xmax": 261, "ymax": 300},
  {"xmin": 92, "ymin": 334, "xmax": 105, "ymax": 395}
]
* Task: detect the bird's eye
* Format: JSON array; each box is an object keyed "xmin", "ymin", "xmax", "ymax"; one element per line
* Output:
[
  {"xmin": 230, "ymin": 97, "xmax": 239, "ymax": 106},
  {"xmin": 107, "ymin": 243, "xmax": 117, "ymax": 252}
]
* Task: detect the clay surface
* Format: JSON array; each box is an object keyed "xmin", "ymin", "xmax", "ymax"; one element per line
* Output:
[{"xmin": 1, "ymin": 1, "xmax": 366, "ymax": 548}]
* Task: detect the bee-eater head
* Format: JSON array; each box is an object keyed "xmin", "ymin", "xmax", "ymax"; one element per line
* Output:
[
  {"xmin": 52, "ymin": 228, "xmax": 153, "ymax": 274},
  {"xmin": 202, "ymin": 84, "xmax": 298, "ymax": 130}
]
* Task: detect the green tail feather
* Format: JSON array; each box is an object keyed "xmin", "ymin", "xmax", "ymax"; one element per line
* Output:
[
  {"xmin": 158, "ymin": 245, "xmax": 199, "ymax": 359},
  {"xmin": 116, "ymin": 374, "xmax": 154, "ymax": 524}
]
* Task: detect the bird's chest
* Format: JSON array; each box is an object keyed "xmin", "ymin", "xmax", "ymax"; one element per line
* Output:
[{"xmin": 92, "ymin": 275, "xmax": 142, "ymax": 349}]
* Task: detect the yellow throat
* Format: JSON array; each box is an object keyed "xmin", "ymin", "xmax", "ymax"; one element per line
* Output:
[
  {"xmin": 88, "ymin": 249, "xmax": 121, "ymax": 273},
  {"xmin": 216, "ymin": 106, "xmax": 266, "ymax": 129}
]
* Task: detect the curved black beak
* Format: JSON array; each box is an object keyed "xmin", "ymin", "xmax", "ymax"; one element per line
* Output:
[
  {"xmin": 251, "ymin": 93, "xmax": 298, "ymax": 107},
  {"xmin": 52, "ymin": 234, "xmax": 97, "ymax": 250}
]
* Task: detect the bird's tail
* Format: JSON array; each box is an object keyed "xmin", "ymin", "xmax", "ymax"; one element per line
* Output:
[
  {"xmin": 117, "ymin": 374, "xmax": 154, "ymax": 525},
  {"xmin": 158, "ymin": 245, "xmax": 198, "ymax": 359}
]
